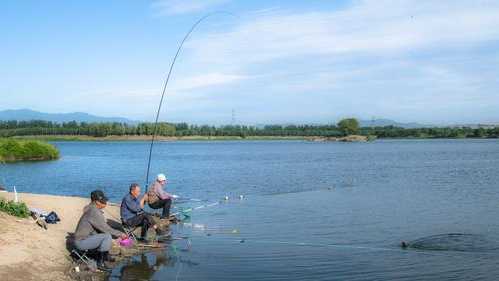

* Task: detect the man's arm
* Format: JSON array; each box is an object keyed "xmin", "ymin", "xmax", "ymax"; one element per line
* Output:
[
  {"xmin": 89, "ymin": 208, "xmax": 124, "ymax": 238},
  {"xmin": 154, "ymin": 184, "xmax": 172, "ymax": 200},
  {"xmin": 140, "ymin": 193, "xmax": 148, "ymax": 208}
]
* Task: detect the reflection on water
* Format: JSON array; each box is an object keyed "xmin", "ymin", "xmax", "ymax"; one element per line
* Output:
[
  {"xmin": 110, "ymin": 242, "xmax": 199, "ymax": 281},
  {"xmin": 117, "ymin": 253, "xmax": 165, "ymax": 281},
  {"xmin": 111, "ymin": 251, "xmax": 174, "ymax": 281}
]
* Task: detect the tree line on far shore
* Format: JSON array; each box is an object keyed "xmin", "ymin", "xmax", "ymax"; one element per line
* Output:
[{"xmin": 0, "ymin": 119, "xmax": 498, "ymax": 139}]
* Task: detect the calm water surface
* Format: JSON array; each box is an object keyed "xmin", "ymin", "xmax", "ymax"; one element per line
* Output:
[{"xmin": 2, "ymin": 139, "xmax": 499, "ymax": 280}]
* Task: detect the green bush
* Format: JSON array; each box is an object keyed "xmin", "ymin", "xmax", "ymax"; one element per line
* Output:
[
  {"xmin": 0, "ymin": 138, "xmax": 59, "ymax": 162},
  {"xmin": 0, "ymin": 198, "xmax": 30, "ymax": 218},
  {"xmin": 337, "ymin": 118, "xmax": 360, "ymax": 136}
]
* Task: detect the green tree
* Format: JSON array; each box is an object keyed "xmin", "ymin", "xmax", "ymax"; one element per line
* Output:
[{"xmin": 337, "ymin": 118, "xmax": 359, "ymax": 136}]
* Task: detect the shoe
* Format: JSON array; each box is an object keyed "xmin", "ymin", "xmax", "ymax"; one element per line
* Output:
[
  {"xmin": 103, "ymin": 252, "xmax": 116, "ymax": 263},
  {"xmin": 97, "ymin": 252, "xmax": 112, "ymax": 272},
  {"xmin": 156, "ymin": 232, "xmax": 172, "ymax": 242},
  {"xmin": 167, "ymin": 215, "xmax": 179, "ymax": 224},
  {"xmin": 137, "ymin": 236, "xmax": 152, "ymax": 243},
  {"xmin": 155, "ymin": 227, "xmax": 165, "ymax": 235}
]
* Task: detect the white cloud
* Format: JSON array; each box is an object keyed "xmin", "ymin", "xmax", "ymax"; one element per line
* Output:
[
  {"xmin": 171, "ymin": 72, "xmax": 248, "ymax": 91},
  {"xmin": 152, "ymin": 0, "xmax": 229, "ymax": 16},
  {"xmin": 67, "ymin": 0, "xmax": 499, "ymax": 123},
  {"xmin": 185, "ymin": 0, "xmax": 499, "ymax": 65},
  {"xmin": 154, "ymin": 0, "xmax": 499, "ymax": 124}
]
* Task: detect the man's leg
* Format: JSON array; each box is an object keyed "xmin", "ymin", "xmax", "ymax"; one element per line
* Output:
[
  {"xmin": 160, "ymin": 199, "xmax": 172, "ymax": 219},
  {"xmin": 75, "ymin": 233, "xmax": 112, "ymax": 252},
  {"xmin": 150, "ymin": 199, "xmax": 172, "ymax": 219},
  {"xmin": 126, "ymin": 213, "xmax": 151, "ymax": 239},
  {"xmin": 75, "ymin": 233, "xmax": 113, "ymax": 270}
]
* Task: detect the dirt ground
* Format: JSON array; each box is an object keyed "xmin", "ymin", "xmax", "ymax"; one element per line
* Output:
[{"xmin": 0, "ymin": 192, "xmax": 123, "ymax": 281}]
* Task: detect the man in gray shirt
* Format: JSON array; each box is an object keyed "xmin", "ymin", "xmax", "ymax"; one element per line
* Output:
[{"xmin": 74, "ymin": 190, "xmax": 126, "ymax": 270}]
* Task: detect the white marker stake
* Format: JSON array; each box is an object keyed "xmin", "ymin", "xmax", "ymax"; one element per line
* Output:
[{"xmin": 14, "ymin": 186, "xmax": 18, "ymax": 203}]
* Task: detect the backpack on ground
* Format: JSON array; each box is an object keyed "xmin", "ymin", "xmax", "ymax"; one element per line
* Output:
[{"xmin": 45, "ymin": 211, "xmax": 61, "ymax": 224}]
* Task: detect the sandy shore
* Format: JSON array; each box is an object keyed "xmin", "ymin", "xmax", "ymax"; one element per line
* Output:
[{"xmin": 0, "ymin": 192, "xmax": 122, "ymax": 281}]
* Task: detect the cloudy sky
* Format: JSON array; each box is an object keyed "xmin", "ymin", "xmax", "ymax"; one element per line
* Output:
[{"xmin": 1, "ymin": 0, "xmax": 499, "ymax": 124}]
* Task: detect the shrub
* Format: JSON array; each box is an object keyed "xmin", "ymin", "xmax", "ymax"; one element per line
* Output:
[
  {"xmin": 0, "ymin": 138, "xmax": 59, "ymax": 162},
  {"xmin": 0, "ymin": 198, "xmax": 30, "ymax": 218},
  {"xmin": 337, "ymin": 118, "xmax": 360, "ymax": 136}
]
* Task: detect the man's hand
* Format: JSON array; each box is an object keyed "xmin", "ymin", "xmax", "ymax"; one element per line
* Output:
[
  {"xmin": 140, "ymin": 193, "xmax": 148, "ymax": 208},
  {"xmin": 120, "ymin": 233, "xmax": 128, "ymax": 240}
]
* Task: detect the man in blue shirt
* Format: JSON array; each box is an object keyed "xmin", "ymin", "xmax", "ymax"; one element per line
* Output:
[{"xmin": 120, "ymin": 183, "xmax": 161, "ymax": 240}]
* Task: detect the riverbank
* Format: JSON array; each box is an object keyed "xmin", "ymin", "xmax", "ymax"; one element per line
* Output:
[
  {"xmin": 0, "ymin": 192, "xmax": 120, "ymax": 281},
  {"xmin": 13, "ymin": 135, "xmax": 310, "ymax": 141},
  {"xmin": 0, "ymin": 138, "xmax": 59, "ymax": 162},
  {"xmin": 14, "ymin": 134, "xmax": 495, "ymax": 142},
  {"xmin": 310, "ymin": 135, "xmax": 374, "ymax": 142}
]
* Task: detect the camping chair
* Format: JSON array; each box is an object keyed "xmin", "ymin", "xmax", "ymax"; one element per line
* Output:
[
  {"xmin": 71, "ymin": 248, "xmax": 93, "ymax": 267},
  {"xmin": 67, "ymin": 233, "xmax": 96, "ymax": 270},
  {"xmin": 121, "ymin": 219, "xmax": 139, "ymax": 242},
  {"xmin": 69, "ymin": 243, "xmax": 99, "ymax": 272}
]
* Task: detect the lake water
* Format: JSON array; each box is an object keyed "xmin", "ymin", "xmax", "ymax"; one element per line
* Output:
[{"xmin": 2, "ymin": 139, "xmax": 499, "ymax": 280}]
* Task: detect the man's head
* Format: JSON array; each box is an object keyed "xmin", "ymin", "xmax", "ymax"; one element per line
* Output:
[
  {"xmin": 129, "ymin": 183, "xmax": 141, "ymax": 198},
  {"xmin": 90, "ymin": 189, "xmax": 108, "ymax": 209},
  {"xmin": 157, "ymin": 173, "xmax": 167, "ymax": 185}
]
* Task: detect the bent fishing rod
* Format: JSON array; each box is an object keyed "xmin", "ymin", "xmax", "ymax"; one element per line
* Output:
[{"xmin": 144, "ymin": 12, "xmax": 235, "ymax": 191}]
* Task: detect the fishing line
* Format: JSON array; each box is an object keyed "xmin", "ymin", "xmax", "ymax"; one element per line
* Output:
[
  {"xmin": 102, "ymin": 207, "xmax": 122, "ymax": 222},
  {"xmin": 175, "ymin": 216, "xmax": 499, "ymax": 259},
  {"xmin": 184, "ymin": 231, "xmax": 499, "ymax": 258},
  {"xmin": 175, "ymin": 259, "xmax": 183, "ymax": 281},
  {"xmin": 172, "ymin": 197, "xmax": 237, "ymax": 217},
  {"xmin": 171, "ymin": 193, "xmax": 245, "ymax": 217},
  {"xmin": 144, "ymin": 11, "xmax": 236, "ymax": 191},
  {"xmin": 179, "ymin": 222, "xmax": 241, "ymax": 235},
  {"xmin": 166, "ymin": 233, "xmax": 495, "ymax": 281},
  {"xmin": 174, "ymin": 197, "xmax": 206, "ymax": 204}
]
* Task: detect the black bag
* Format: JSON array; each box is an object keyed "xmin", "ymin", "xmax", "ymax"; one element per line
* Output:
[{"xmin": 45, "ymin": 211, "xmax": 60, "ymax": 224}]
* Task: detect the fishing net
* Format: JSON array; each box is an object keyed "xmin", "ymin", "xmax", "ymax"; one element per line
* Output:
[{"xmin": 403, "ymin": 233, "xmax": 499, "ymax": 252}]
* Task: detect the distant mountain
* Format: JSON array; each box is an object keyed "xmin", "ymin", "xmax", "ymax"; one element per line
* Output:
[
  {"xmin": 359, "ymin": 119, "xmax": 431, "ymax": 128},
  {"xmin": 0, "ymin": 110, "xmax": 438, "ymax": 128},
  {"xmin": 0, "ymin": 109, "xmax": 137, "ymax": 124},
  {"xmin": 448, "ymin": 123, "xmax": 499, "ymax": 129}
]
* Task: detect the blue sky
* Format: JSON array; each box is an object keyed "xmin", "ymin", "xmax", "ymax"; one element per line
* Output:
[{"xmin": 1, "ymin": 0, "xmax": 499, "ymax": 125}]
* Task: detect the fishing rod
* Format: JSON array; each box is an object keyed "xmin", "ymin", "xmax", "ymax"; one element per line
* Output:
[{"xmin": 144, "ymin": 11, "xmax": 236, "ymax": 191}]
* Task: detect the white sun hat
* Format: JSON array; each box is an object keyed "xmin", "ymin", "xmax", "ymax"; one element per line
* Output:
[{"xmin": 157, "ymin": 173, "xmax": 167, "ymax": 181}]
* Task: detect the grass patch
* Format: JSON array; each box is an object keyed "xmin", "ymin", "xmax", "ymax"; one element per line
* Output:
[
  {"xmin": 0, "ymin": 138, "xmax": 59, "ymax": 162},
  {"xmin": 0, "ymin": 198, "xmax": 30, "ymax": 218}
]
